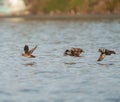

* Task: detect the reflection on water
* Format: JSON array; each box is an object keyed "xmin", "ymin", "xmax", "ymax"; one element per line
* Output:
[
  {"xmin": 0, "ymin": 18, "xmax": 120, "ymax": 102},
  {"xmin": 23, "ymin": 62, "xmax": 36, "ymax": 66},
  {"xmin": 64, "ymin": 62, "xmax": 76, "ymax": 65},
  {"xmin": 97, "ymin": 63, "xmax": 114, "ymax": 67}
]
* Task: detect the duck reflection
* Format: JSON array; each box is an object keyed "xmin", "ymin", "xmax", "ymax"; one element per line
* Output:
[
  {"xmin": 23, "ymin": 62, "xmax": 36, "ymax": 66},
  {"xmin": 97, "ymin": 63, "xmax": 114, "ymax": 66},
  {"xmin": 64, "ymin": 62, "xmax": 76, "ymax": 65}
]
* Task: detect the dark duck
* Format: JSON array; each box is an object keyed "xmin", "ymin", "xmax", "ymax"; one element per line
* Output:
[
  {"xmin": 64, "ymin": 48, "xmax": 84, "ymax": 57},
  {"xmin": 97, "ymin": 48, "xmax": 116, "ymax": 61},
  {"xmin": 22, "ymin": 45, "xmax": 37, "ymax": 58}
]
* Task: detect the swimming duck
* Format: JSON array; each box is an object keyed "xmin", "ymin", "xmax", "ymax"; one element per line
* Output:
[
  {"xmin": 64, "ymin": 48, "xmax": 84, "ymax": 57},
  {"xmin": 22, "ymin": 45, "xmax": 37, "ymax": 58},
  {"xmin": 97, "ymin": 48, "xmax": 116, "ymax": 61}
]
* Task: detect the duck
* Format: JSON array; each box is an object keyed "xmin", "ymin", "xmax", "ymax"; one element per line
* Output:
[
  {"xmin": 97, "ymin": 48, "xmax": 116, "ymax": 61},
  {"xmin": 64, "ymin": 48, "xmax": 84, "ymax": 57},
  {"xmin": 22, "ymin": 45, "xmax": 37, "ymax": 58}
]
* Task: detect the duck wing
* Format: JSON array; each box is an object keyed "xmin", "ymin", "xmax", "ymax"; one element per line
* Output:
[
  {"xmin": 97, "ymin": 53, "xmax": 106, "ymax": 61},
  {"xmin": 28, "ymin": 45, "xmax": 37, "ymax": 54},
  {"xmin": 105, "ymin": 50, "xmax": 116, "ymax": 55},
  {"xmin": 71, "ymin": 48, "xmax": 81, "ymax": 56},
  {"xmin": 110, "ymin": 51, "xmax": 116, "ymax": 54},
  {"xmin": 71, "ymin": 48, "xmax": 76, "ymax": 56},
  {"xmin": 24, "ymin": 45, "xmax": 29, "ymax": 54}
]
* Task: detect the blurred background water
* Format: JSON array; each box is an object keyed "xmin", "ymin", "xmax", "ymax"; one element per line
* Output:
[{"xmin": 0, "ymin": 18, "xmax": 120, "ymax": 102}]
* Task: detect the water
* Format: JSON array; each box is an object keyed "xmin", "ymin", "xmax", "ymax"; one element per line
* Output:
[{"xmin": 0, "ymin": 18, "xmax": 120, "ymax": 102}]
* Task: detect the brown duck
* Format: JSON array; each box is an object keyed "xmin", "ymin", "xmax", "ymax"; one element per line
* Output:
[
  {"xmin": 97, "ymin": 48, "xmax": 116, "ymax": 61},
  {"xmin": 22, "ymin": 45, "xmax": 37, "ymax": 58},
  {"xmin": 64, "ymin": 48, "xmax": 84, "ymax": 57}
]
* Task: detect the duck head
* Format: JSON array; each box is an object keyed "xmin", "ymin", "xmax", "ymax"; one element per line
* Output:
[{"xmin": 64, "ymin": 50, "xmax": 71, "ymax": 56}]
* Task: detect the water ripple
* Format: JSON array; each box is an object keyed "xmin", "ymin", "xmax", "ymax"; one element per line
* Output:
[{"xmin": 0, "ymin": 19, "xmax": 120, "ymax": 102}]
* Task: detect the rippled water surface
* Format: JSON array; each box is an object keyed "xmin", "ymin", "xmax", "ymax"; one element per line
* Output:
[{"xmin": 0, "ymin": 18, "xmax": 120, "ymax": 102}]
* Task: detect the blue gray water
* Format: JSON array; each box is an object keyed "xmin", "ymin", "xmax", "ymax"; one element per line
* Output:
[{"xmin": 0, "ymin": 18, "xmax": 120, "ymax": 102}]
